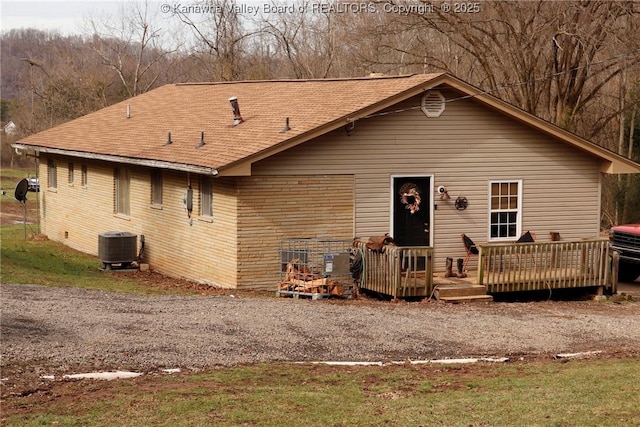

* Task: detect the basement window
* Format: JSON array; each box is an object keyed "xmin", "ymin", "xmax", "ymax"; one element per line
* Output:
[{"xmin": 421, "ymin": 90, "xmax": 446, "ymax": 117}]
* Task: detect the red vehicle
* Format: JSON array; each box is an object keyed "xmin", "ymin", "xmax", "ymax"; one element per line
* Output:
[{"xmin": 610, "ymin": 224, "xmax": 640, "ymax": 282}]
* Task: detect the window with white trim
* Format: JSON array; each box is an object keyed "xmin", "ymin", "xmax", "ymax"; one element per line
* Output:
[
  {"xmin": 114, "ymin": 168, "xmax": 130, "ymax": 215},
  {"xmin": 489, "ymin": 180, "xmax": 522, "ymax": 240},
  {"xmin": 200, "ymin": 176, "xmax": 213, "ymax": 217}
]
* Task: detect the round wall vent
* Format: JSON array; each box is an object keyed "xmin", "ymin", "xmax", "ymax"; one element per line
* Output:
[{"xmin": 421, "ymin": 90, "xmax": 446, "ymax": 117}]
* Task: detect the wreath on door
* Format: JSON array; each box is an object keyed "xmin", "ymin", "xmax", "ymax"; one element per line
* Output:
[{"xmin": 399, "ymin": 183, "xmax": 421, "ymax": 214}]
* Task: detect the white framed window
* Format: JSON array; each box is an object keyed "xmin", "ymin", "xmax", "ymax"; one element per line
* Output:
[
  {"xmin": 200, "ymin": 176, "xmax": 213, "ymax": 217},
  {"xmin": 151, "ymin": 169, "xmax": 163, "ymax": 205},
  {"xmin": 488, "ymin": 180, "xmax": 522, "ymax": 240},
  {"xmin": 114, "ymin": 168, "xmax": 130, "ymax": 215},
  {"xmin": 47, "ymin": 159, "xmax": 57, "ymax": 189}
]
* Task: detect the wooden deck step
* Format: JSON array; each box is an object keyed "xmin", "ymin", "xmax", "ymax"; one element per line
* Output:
[
  {"xmin": 437, "ymin": 294, "xmax": 494, "ymax": 303},
  {"xmin": 434, "ymin": 284, "xmax": 488, "ymax": 299}
]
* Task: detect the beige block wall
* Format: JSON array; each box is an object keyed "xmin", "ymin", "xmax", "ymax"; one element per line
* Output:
[
  {"xmin": 252, "ymin": 88, "xmax": 602, "ymax": 272},
  {"xmin": 236, "ymin": 175, "xmax": 354, "ymax": 289},
  {"xmin": 39, "ymin": 157, "xmax": 237, "ymax": 287},
  {"xmin": 38, "ymin": 156, "xmax": 354, "ymax": 289}
]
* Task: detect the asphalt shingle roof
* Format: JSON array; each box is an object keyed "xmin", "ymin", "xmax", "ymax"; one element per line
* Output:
[{"xmin": 18, "ymin": 74, "xmax": 444, "ymax": 173}]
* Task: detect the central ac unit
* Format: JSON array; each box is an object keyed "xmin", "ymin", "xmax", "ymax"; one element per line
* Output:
[{"xmin": 98, "ymin": 231, "xmax": 137, "ymax": 269}]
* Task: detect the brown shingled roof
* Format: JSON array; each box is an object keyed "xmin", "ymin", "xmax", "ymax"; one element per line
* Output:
[
  {"xmin": 15, "ymin": 73, "xmax": 640, "ymax": 175},
  {"xmin": 16, "ymin": 74, "xmax": 445, "ymax": 175}
]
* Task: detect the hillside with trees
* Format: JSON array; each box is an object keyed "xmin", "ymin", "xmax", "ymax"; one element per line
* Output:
[{"xmin": 1, "ymin": 0, "xmax": 639, "ymax": 223}]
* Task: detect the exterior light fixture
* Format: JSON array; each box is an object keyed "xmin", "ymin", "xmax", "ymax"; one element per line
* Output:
[{"xmin": 438, "ymin": 185, "xmax": 450, "ymax": 200}]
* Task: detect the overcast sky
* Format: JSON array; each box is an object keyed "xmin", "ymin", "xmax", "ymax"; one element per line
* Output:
[
  {"xmin": 1, "ymin": 0, "xmax": 274, "ymax": 37},
  {"xmin": 0, "ymin": 1, "xmax": 129, "ymax": 35}
]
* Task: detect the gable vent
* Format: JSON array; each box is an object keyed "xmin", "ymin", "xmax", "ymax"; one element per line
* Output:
[{"xmin": 421, "ymin": 90, "xmax": 445, "ymax": 117}]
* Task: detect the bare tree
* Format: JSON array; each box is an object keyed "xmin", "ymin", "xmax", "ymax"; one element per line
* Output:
[
  {"xmin": 259, "ymin": 1, "xmax": 340, "ymax": 79},
  {"xmin": 88, "ymin": 1, "xmax": 178, "ymax": 97},
  {"xmin": 3, "ymin": 31, "xmax": 111, "ymax": 132},
  {"xmin": 548, "ymin": 2, "xmax": 639, "ymax": 132},
  {"xmin": 171, "ymin": 0, "xmax": 253, "ymax": 81},
  {"xmin": 360, "ymin": 1, "xmax": 640, "ymax": 133}
]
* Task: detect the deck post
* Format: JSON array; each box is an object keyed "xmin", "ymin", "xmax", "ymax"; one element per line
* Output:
[
  {"xmin": 393, "ymin": 250, "xmax": 401, "ymax": 299},
  {"xmin": 477, "ymin": 245, "xmax": 486, "ymax": 286},
  {"xmin": 610, "ymin": 250, "xmax": 619, "ymax": 294}
]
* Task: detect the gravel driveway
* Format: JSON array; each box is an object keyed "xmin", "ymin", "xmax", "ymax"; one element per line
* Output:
[{"xmin": 2, "ymin": 284, "xmax": 640, "ymax": 372}]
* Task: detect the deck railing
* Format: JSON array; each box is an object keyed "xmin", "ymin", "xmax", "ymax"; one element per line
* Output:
[
  {"xmin": 478, "ymin": 239, "xmax": 617, "ymax": 293},
  {"xmin": 354, "ymin": 241, "xmax": 433, "ymax": 299}
]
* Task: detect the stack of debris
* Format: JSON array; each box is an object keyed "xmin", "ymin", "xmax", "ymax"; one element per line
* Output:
[{"xmin": 278, "ymin": 258, "xmax": 344, "ymax": 296}]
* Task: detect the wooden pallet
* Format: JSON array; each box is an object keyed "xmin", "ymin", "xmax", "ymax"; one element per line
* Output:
[
  {"xmin": 276, "ymin": 281, "xmax": 353, "ymax": 299},
  {"xmin": 276, "ymin": 290, "xmax": 330, "ymax": 300}
]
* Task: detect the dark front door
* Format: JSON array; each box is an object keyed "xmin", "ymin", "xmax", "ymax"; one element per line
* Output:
[{"xmin": 393, "ymin": 177, "xmax": 431, "ymax": 246}]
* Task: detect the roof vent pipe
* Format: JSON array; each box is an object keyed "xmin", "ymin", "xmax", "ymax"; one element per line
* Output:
[
  {"xmin": 197, "ymin": 131, "xmax": 205, "ymax": 148},
  {"xmin": 229, "ymin": 96, "xmax": 243, "ymax": 126},
  {"xmin": 280, "ymin": 117, "xmax": 291, "ymax": 133},
  {"xmin": 165, "ymin": 132, "xmax": 172, "ymax": 145},
  {"xmin": 126, "ymin": 104, "xmax": 131, "ymax": 119}
]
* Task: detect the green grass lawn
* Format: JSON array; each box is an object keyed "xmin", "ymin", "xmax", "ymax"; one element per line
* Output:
[
  {"xmin": 0, "ymin": 225, "xmax": 194, "ymax": 295},
  {"xmin": 3, "ymin": 360, "xmax": 640, "ymax": 426}
]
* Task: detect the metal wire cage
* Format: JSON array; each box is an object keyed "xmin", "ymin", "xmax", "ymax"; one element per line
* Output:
[{"xmin": 278, "ymin": 238, "xmax": 354, "ymax": 298}]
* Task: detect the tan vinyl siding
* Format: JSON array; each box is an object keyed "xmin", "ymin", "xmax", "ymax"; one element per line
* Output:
[
  {"xmin": 236, "ymin": 175, "xmax": 354, "ymax": 289},
  {"xmin": 253, "ymin": 89, "xmax": 601, "ymax": 271},
  {"xmin": 39, "ymin": 157, "xmax": 237, "ymax": 287}
]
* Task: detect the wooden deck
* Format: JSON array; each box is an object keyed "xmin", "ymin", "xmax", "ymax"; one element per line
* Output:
[
  {"xmin": 356, "ymin": 239, "xmax": 618, "ymax": 299},
  {"xmin": 478, "ymin": 239, "xmax": 617, "ymax": 293}
]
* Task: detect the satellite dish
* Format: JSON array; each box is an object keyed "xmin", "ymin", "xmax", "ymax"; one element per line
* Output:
[{"xmin": 15, "ymin": 179, "xmax": 28, "ymax": 202}]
